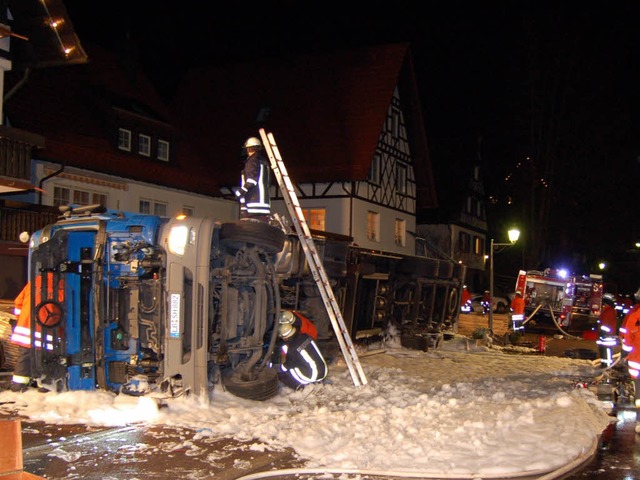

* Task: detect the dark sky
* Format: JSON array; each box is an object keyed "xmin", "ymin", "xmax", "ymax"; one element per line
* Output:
[{"xmin": 63, "ymin": 1, "xmax": 640, "ymax": 290}]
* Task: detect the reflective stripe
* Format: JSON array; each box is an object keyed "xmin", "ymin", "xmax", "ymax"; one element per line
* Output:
[{"xmin": 622, "ymin": 344, "xmax": 633, "ymax": 352}]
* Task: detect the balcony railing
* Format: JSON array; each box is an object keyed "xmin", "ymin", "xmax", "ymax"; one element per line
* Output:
[
  {"xmin": 0, "ymin": 205, "xmax": 59, "ymax": 243},
  {"xmin": 0, "ymin": 125, "xmax": 45, "ymax": 181}
]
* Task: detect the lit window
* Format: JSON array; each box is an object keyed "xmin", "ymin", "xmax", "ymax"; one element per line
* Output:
[
  {"xmin": 118, "ymin": 128, "xmax": 131, "ymax": 151},
  {"xmin": 73, "ymin": 189, "xmax": 90, "ymax": 205},
  {"xmin": 53, "ymin": 186, "xmax": 70, "ymax": 206},
  {"xmin": 394, "ymin": 218, "xmax": 406, "ymax": 247},
  {"xmin": 302, "ymin": 208, "xmax": 326, "ymax": 231},
  {"xmin": 157, "ymin": 140, "xmax": 170, "ymax": 162},
  {"xmin": 138, "ymin": 134, "xmax": 151, "ymax": 157},
  {"xmin": 396, "ymin": 164, "xmax": 407, "ymax": 194},
  {"xmin": 368, "ymin": 154, "xmax": 380, "ymax": 184},
  {"xmin": 367, "ymin": 211, "xmax": 380, "ymax": 242}
]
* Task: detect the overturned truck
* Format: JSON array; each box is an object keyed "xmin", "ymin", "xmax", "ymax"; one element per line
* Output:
[{"xmin": 21, "ymin": 205, "xmax": 464, "ymax": 400}]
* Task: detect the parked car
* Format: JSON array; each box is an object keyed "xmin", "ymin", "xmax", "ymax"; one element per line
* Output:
[{"xmin": 469, "ymin": 294, "xmax": 511, "ymax": 314}]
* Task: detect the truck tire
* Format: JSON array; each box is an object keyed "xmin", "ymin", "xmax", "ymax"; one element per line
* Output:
[
  {"xmin": 223, "ymin": 368, "xmax": 279, "ymax": 401},
  {"xmin": 220, "ymin": 221, "xmax": 285, "ymax": 255}
]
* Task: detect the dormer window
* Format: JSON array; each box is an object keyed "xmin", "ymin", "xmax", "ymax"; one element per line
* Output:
[
  {"xmin": 118, "ymin": 128, "xmax": 131, "ymax": 151},
  {"xmin": 138, "ymin": 134, "xmax": 151, "ymax": 157},
  {"xmin": 157, "ymin": 139, "xmax": 170, "ymax": 162}
]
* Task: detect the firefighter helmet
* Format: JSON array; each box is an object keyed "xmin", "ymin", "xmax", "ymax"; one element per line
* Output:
[
  {"xmin": 279, "ymin": 310, "xmax": 296, "ymax": 325},
  {"xmin": 278, "ymin": 323, "xmax": 297, "ymax": 340},
  {"xmin": 634, "ymin": 287, "xmax": 640, "ymax": 303},
  {"xmin": 515, "ymin": 290, "xmax": 522, "ymax": 296},
  {"xmin": 243, "ymin": 137, "xmax": 262, "ymax": 149}
]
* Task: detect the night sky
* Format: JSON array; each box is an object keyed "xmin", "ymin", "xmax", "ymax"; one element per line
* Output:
[{"xmin": 62, "ymin": 1, "xmax": 640, "ymax": 291}]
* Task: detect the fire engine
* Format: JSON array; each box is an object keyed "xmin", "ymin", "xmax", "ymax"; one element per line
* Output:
[
  {"xmin": 15, "ymin": 131, "xmax": 464, "ymax": 401},
  {"xmin": 514, "ymin": 269, "xmax": 603, "ymax": 333}
]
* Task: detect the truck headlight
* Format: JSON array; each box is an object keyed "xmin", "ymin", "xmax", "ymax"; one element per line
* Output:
[{"xmin": 168, "ymin": 225, "xmax": 189, "ymax": 256}]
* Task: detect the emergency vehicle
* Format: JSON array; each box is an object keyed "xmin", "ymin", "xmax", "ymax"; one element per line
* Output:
[{"xmin": 514, "ymin": 269, "xmax": 603, "ymax": 332}]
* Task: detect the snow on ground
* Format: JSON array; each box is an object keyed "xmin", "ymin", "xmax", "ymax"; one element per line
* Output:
[{"xmin": 0, "ymin": 335, "xmax": 614, "ymax": 477}]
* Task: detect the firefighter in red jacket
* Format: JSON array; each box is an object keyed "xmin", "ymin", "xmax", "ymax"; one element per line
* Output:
[
  {"xmin": 275, "ymin": 310, "xmax": 327, "ymax": 390},
  {"xmin": 10, "ymin": 274, "xmax": 64, "ymax": 392},
  {"xmin": 510, "ymin": 290, "xmax": 526, "ymax": 332},
  {"xmin": 596, "ymin": 293, "xmax": 619, "ymax": 368},
  {"xmin": 620, "ymin": 288, "xmax": 640, "ymax": 417}
]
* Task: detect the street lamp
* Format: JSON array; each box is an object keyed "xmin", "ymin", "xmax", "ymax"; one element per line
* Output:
[{"xmin": 488, "ymin": 228, "xmax": 520, "ymax": 333}]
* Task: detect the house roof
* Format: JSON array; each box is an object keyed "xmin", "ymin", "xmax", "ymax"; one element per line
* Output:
[
  {"xmin": 172, "ymin": 42, "xmax": 438, "ymax": 208},
  {"xmin": 5, "ymin": 43, "xmax": 218, "ymax": 196},
  {"xmin": 5, "ymin": 41, "xmax": 438, "ymax": 208}
]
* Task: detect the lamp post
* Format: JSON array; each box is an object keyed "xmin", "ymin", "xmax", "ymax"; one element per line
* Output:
[{"xmin": 488, "ymin": 228, "xmax": 520, "ymax": 333}]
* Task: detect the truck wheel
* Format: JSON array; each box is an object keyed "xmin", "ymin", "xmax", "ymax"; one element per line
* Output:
[
  {"xmin": 496, "ymin": 302, "xmax": 507, "ymax": 314},
  {"xmin": 220, "ymin": 221, "xmax": 285, "ymax": 254},
  {"xmin": 223, "ymin": 368, "xmax": 279, "ymax": 401}
]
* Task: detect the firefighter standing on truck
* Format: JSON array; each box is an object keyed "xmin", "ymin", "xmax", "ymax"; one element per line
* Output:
[
  {"xmin": 596, "ymin": 293, "xmax": 619, "ymax": 368},
  {"xmin": 234, "ymin": 136, "xmax": 271, "ymax": 220},
  {"xmin": 275, "ymin": 310, "xmax": 327, "ymax": 390},
  {"xmin": 10, "ymin": 274, "xmax": 64, "ymax": 392}
]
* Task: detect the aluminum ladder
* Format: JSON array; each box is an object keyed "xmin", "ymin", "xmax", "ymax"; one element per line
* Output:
[{"xmin": 259, "ymin": 128, "xmax": 367, "ymax": 387}]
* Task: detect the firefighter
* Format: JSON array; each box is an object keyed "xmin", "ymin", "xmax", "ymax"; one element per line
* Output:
[
  {"xmin": 10, "ymin": 274, "xmax": 64, "ymax": 392},
  {"xmin": 620, "ymin": 287, "xmax": 640, "ymax": 354},
  {"xmin": 620, "ymin": 291, "xmax": 640, "ymax": 424},
  {"xmin": 596, "ymin": 293, "xmax": 619, "ymax": 368},
  {"xmin": 234, "ymin": 136, "xmax": 271, "ymax": 220},
  {"xmin": 275, "ymin": 310, "xmax": 327, "ymax": 390},
  {"xmin": 460, "ymin": 286, "xmax": 472, "ymax": 313},
  {"xmin": 510, "ymin": 290, "xmax": 526, "ymax": 332},
  {"xmin": 481, "ymin": 290, "xmax": 491, "ymax": 315}
]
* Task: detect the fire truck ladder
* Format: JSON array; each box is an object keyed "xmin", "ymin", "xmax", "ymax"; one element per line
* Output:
[{"xmin": 259, "ymin": 128, "xmax": 368, "ymax": 387}]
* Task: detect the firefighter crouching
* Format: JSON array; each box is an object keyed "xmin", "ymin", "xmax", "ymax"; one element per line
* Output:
[
  {"xmin": 596, "ymin": 293, "xmax": 619, "ymax": 368},
  {"xmin": 619, "ymin": 288, "xmax": 640, "ymax": 424},
  {"xmin": 275, "ymin": 310, "xmax": 328, "ymax": 390},
  {"xmin": 10, "ymin": 274, "xmax": 64, "ymax": 392},
  {"xmin": 510, "ymin": 290, "xmax": 525, "ymax": 332}
]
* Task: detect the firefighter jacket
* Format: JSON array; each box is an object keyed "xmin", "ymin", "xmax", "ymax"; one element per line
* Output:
[
  {"xmin": 621, "ymin": 307, "xmax": 640, "ymax": 379},
  {"xmin": 278, "ymin": 333, "xmax": 328, "ymax": 390},
  {"xmin": 11, "ymin": 275, "xmax": 64, "ymax": 350},
  {"xmin": 620, "ymin": 304, "xmax": 640, "ymax": 351},
  {"xmin": 511, "ymin": 295, "xmax": 525, "ymax": 316},
  {"xmin": 238, "ymin": 151, "xmax": 270, "ymax": 216},
  {"xmin": 598, "ymin": 304, "xmax": 618, "ymax": 337}
]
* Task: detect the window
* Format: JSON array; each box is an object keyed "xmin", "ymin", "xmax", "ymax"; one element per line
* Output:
[
  {"xmin": 118, "ymin": 128, "xmax": 131, "ymax": 151},
  {"xmin": 53, "ymin": 186, "xmax": 70, "ymax": 206},
  {"xmin": 92, "ymin": 193, "xmax": 108, "ymax": 208},
  {"xmin": 73, "ymin": 189, "xmax": 90, "ymax": 206},
  {"xmin": 153, "ymin": 202, "xmax": 167, "ymax": 217},
  {"xmin": 138, "ymin": 134, "xmax": 151, "ymax": 157},
  {"xmin": 302, "ymin": 208, "xmax": 326, "ymax": 231},
  {"xmin": 182, "ymin": 206, "xmax": 194, "ymax": 216},
  {"xmin": 458, "ymin": 231, "xmax": 470, "ymax": 254},
  {"xmin": 367, "ymin": 211, "xmax": 380, "ymax": 242},
  {"xmin": 473, "ymin": 236, "xmax": 484, "ymax": 256},
  {"xmin": 157, "ymin": 139, "xmax": 170, "ymax": 162},
  {"xmin": 139, "ymin": 199, "xmax": 151, "ymax": 214},
  {"xmin": 368, "ymin": 154, "xmax": 380, "ymax": 184},
  {"xmin": 394, "ymin": 218, "xmax": 406, "ymax": 247},
  {"xmin": 396, "ymin": 164, "xmax": 407, "ymax": 194}
]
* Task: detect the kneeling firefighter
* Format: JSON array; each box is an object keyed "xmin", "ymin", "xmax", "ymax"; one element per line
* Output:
[{"xmin": 275, "ymin": 310, "xmax": 328, "ymax": 390}]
